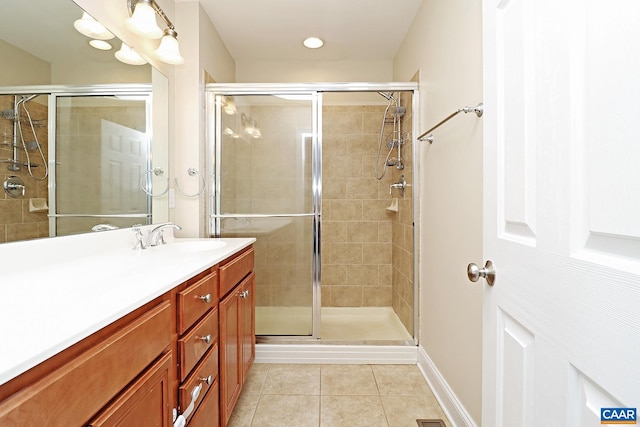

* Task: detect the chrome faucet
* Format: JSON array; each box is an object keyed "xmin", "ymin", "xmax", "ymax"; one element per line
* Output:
[
  {"xmin": 147, "ymin": 222, "xmax": 182, "ymax": 247},
  {"xmin": 132, "ymin": 226, "xmax": 148, "ymax": 250}
]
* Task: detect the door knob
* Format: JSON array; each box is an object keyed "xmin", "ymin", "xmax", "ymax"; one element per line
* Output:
[{"xmin": 467, "ymin": 260, "xmax": 496, "ymax": 286}]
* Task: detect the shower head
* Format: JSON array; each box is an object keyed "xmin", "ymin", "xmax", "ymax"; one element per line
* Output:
[
  {"xmin": 16, "ymin": 94, "xmax": 39, "ymax": 107},
  {"xmin": 21, "ymin": 94, "xmax": 38, "ymax": 103},
  {"xmin": 377, "ymin": 91, "xmax": 395, "ymax": 102}
]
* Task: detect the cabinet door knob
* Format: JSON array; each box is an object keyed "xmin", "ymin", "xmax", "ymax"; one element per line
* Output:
[
  {"xmin": 200, "ymin": 375, "xmax": 213, "ymax": 386},
  {"xmin": 198, "ymin": 294, "xmax": 212, "ymax": 303},
  {"xmin": 239, "ymin": 290, "xmax": 249, "ymax": 299},
  {"xmin": 199, "ymin": 334, "xmax": 212, "ymax": 344}
]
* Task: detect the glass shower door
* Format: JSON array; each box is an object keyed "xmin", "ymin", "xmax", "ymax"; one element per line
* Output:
[{"xmin": 210, "ymin": 93, "xmax": 319, "ymax": 337}]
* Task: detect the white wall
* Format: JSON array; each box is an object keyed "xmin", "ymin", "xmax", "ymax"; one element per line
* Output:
[
  {"xmin": 236, "ymin": 59, "xmax": 393, "ymax": 82},
  {"xmin": 394, "ymin": 0, "xmax": 484, "ymax": 425},
  {"xmin": 172, "ymin": 1, "xmax": 235, "ymax": 236},
  {"xmin": 0, "ymin": 39, "xmax": 51, "ymax": 85},
  {"xmin": 50, "ymin": 60, "xmax": 150, "ymax": 85}
]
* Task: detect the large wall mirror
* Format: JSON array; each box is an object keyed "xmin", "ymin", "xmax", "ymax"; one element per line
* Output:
[{"xmin": 0, "ymin": 0, "xmax": 169, "ymax": 243}]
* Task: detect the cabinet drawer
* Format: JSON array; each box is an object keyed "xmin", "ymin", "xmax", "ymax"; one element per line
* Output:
[
  {"xmin": 179, "ymin": 345, "xmax": 218, "ymax": 423},
  {"xmin": 178, "ymin": 271, "xmax": 218, "ymax": 334},
  {"xmin": 187, "ymin": 380, "xmax": 220, "ymax": 427},
  {"xmin": 178, "ymin": 308, "xmax": 218, "ymax": 381},
  {"xmin": 219, "ymin": 247, "xmax": 254, "ymax": 298},
  {"xmin": 0, "ymin": 301, "xmax": 172, "ymax": 426},
  {"xmin": 86, "ymin": 352, "xmax": 173, "ymax": 427}
]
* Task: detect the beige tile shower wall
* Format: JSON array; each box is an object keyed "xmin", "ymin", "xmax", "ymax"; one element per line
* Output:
[
  {"xmin": 0, "ymin": 96, "xmax": 49, "ymax": 242},
  {"xmin": 322, "ymin": 105, "xmax": 394, "ymax": 308},
  {"xmin": 390, "ymin": 92, "xmax": 414, "ymax": 335}
]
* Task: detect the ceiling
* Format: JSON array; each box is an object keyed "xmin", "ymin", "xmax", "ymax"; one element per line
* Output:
[
  {"xmin": 0, "ymin": 0, "xmax": 423, "ymax": 66},
  {"xmin": 0, "ymin": 0, "xmax": 121, "ymax": 65},
  {"xmin": 198, "ymin": 0, "xmax": 424, "ymax": 61}
]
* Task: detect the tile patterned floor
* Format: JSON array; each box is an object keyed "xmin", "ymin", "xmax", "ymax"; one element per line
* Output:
[{"xmin": 228, "ymin": 364, "xmax": 452, "ymax": 427}]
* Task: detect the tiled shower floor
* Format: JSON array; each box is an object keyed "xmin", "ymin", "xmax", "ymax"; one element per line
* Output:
[{"xmin": 256, "ymin": 306, "xmax": 412, "ymax": 341}]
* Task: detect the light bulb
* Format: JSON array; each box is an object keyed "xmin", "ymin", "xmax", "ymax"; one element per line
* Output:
[
  {"xmin": 154, "ymin": 29, "xmax": 185, "ymax": 65},
  {"xmin": 303, "ymin": 37, "xmax": 324, "ymax": 49},
  {"xmin": 126, "ymin": 0, "xmax": 163, "ymax": 39}
]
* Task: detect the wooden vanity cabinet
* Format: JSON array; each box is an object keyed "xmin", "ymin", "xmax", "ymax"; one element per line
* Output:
[
  {"xmin": 0, "ymin": 244, "xmax": 255, "ymax": 427},
  {"xmin": 0, "ymin": 299, "xmax": 174, "ymax": 426},
  {"xmin": 219, "ymin": 247, "xmax": 255, "ymax": 426}
]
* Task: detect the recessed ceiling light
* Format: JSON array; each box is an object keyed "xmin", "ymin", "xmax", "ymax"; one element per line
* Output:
[
  {"xmin": 89, "ymin": 40, "xmax": 113, "ymax": 50},
  {"xmin": 303, "ymin": 37, "xmax": 324, "ymax": 49}
]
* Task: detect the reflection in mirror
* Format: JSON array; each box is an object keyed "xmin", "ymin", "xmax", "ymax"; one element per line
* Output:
[
  {"xmin": 53, "ymin": 95, "xmax": 150, "ymax": 236},
  {"xmin": 0, "ymin": 0, "xmax": 170, "ymax": 243}
]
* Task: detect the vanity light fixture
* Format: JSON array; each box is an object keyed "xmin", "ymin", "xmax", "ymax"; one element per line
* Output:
[
  {"xmin": 126, "ymin": 0, "xmax": 163, "ymax": 39},
  {"xmin": 115, "ymin": 42, "xmax": 148, "ymax": 65},
  {"xmin": 74, "ymin": 12, "xmax": 115, "ymax": 40},
  {"xmin": 126, "ymin": 0, "xmax": 185, "ymax": 65},
  {"xmin": 89, "ymin": 40, "xmax": 113, "ymax": 51},
  {"xmin": 154, "ymin": 28, "xmax": 184, "ymax": 64},
  {"xmin": 303, "ymin": 36, "xmax": 324, "ymax": 49}
]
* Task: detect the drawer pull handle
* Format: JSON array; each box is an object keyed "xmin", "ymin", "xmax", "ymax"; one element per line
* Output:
[
  {"xmin": 198, "ymin": 294, "xmax": 212, "ymax": 303},
  {"xmin": 239, "ymin": 290, "xmax": 249, "ymax": 299},
  {"xmin": 199, "ymin": 334, "xmax": 212, "ymax": 344},
  {"xmin": 200, "ymin": 375, "xmax": 213, "ymax": 385}
]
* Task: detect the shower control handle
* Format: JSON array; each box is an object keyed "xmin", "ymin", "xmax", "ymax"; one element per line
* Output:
[
  {"xmin": 389, "ymin": 175, "xmax": 407, "ymax": 195},
  {"xmin": 3, "ymin": 176, "xmax": 26, "ymax": 198},
  {"xmin": 6, "ymin": 182, "xmax": 25, "ymax": 196}
]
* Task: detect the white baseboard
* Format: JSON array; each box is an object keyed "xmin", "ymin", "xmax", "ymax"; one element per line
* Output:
[
  {"xmin": 255, "ymin": 343, "xmax": 417, "ymax": 364},
  {"xmin": 417, "ymin": 346, "xmax": 478, "ymax": 427}
]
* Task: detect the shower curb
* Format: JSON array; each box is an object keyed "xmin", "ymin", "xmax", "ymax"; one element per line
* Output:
[{"xmin": 254, "ymin": 344, "xmax": 417, "ymax": 365}]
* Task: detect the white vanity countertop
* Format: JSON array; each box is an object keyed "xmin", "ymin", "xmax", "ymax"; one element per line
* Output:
[{"xmin": 0, "ymin": 230, "xmax": 255, "ymax": 387}]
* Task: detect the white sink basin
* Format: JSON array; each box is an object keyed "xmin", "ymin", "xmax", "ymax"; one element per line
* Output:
[{"xmin": 168, "ymin": 240, "xmax": 228, "ymax": 253}]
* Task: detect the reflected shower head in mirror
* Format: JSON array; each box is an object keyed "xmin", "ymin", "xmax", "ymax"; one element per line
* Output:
[{"xmin": 377, "ymin": 91, "xmax": 395, "ymax": 102}]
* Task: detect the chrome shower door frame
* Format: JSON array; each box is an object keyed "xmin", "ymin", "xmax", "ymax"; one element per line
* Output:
[{"xmin": 205, "ymin": 82, "xmax": 419, "ymax": 344}]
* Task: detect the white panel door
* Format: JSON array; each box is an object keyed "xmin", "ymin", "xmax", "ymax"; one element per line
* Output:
[
  {"xmin": 483, "ymin": 0, "xmax": 640, "ymax": 426},
  {"xmin": 100, "ymin": 120, "xmax": 147, "ymax": 214}
]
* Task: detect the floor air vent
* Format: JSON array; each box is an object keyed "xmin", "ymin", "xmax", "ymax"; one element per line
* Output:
[{"xmin": 416, "ymin": 420, "xmax": 446, "ymax": 427}]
